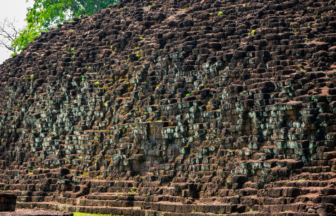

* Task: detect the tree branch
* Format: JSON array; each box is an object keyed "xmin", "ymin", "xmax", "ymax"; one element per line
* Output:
[
  {"xmin": 0, "ymin": 18, "xmax": 20, "ymax": 52},
  {"xmin": 0, "ymin": 40, "xmax": 15, "ymax": 52}
]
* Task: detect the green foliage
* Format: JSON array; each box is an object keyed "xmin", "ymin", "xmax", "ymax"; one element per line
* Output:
[
  {"xmin": 186, "ymin": 93, "xmax": 191, "ymax": 97},
  {"xmin": 28, "ymin": 167, "xmax": 34, "ymax": 174},
  {"xmin": 13, "ymin": 0, "xmax": 118, "ymax": 52},
  {"xmin": 80, "ymin": 75, "xmax": 86, "ymax": 81},
  {"xmin": 71, "ymin": 48, "xmax": 75, "ymax": 52},
  {"xmin": 94, "ymin": 81, "xmax": 99, "ymax": 87},
  {"xmin": 128, "ymin": 188, "xmax": 137, "ymax": 194},
  {"xmin": 10, "ymin": 52, "xmax": 17, "ymax": 58},
  {"xmin": 12, "ymin": 25, "xmax": 42, "ymax": 52},
  {"xmin": 251, "ymin": 29, "xmax": 256, "ymax": 36},
  {"xmin": 218, "ymin": 11, "xmax": 223, "ymax": 16},
  {"xmin": 136, "ymin": 50, "xmax": 141, "ymax": 59},
  {"xmin": 26, "ymin": 0, "xmax": 118, "ymax": 29}
]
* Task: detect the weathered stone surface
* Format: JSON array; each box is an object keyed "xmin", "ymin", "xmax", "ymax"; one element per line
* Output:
[{"xmin": 0, "ymin": 0, "xmax": 336, "ymax": 215}]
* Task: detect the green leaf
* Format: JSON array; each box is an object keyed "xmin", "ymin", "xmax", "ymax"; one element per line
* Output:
[{"xmin": 12, "ymin": 0, "xmax": 119, "ymax": 52}]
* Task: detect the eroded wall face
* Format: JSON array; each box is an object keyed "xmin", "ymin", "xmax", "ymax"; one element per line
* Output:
[{"xmin": 0, "ymin": 0, "xmax": 336, "ymax": 215}]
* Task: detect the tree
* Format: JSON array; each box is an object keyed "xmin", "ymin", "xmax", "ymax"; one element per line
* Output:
[
  {"xmin": 26, "ymin": 0, "xmax": 118, "ymax": 28},
  {"xmin": 12, "ymin": 0, "xmax": 118, "ymax": 53},
  {"xmin": 12, "ymin": 25, "xmax": 42, "ymax": 53},
  {"xmin": 0, "ymin": 18, "xmax": 21, "ymax": 53}
]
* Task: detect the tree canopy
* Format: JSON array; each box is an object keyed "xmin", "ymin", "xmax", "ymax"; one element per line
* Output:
[
  {"xmin": 26, "ymin": 0, "xmax": 118, "ymax": 29},
  {"xmin": 12, "ymin": 0, "xmax": 118, "ymax": 54}
]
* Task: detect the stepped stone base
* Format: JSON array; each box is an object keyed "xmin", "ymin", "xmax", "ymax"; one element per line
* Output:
[
  {"xmin": 0, "ymin": 209, "xmax": 72, "ymax": 216},
  {"xmin": 16, "ymin": 202, "xmax": 336, "ymax": 216}
]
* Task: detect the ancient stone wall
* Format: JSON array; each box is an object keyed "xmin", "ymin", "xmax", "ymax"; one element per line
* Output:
[{"xmin": 0, "ymin": 0, "xmax": 336, "ymax": 215}]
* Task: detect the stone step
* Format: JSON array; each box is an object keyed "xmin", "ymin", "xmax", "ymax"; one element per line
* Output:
[
  {"xmin": 0, "ymin": 209, "xmax": 73, "ymax": 216},
  {"xmin": 16, "ymin": 202, "xmax": 331, "ymax": 216}
]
